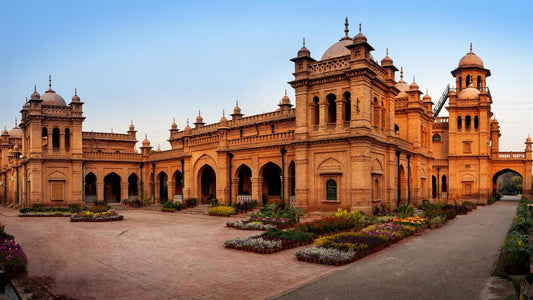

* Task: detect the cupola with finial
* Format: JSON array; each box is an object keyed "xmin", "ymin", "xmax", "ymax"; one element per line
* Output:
[
  {"xmin": 128, "ymin": 120, "xmax": 137, "ymax": 139},
  {"xmin": 140, "ymin": 134, "xmax": 152, "ymax": 156},
  {"xmin": 219, "ymin": 110, "xmax": 229, "ymax": 130},
  {"xmin": 278, "ymin": 90, "xmax": 293, "ymax": 112},
  {"xmin": 230, "ymin": 100, "xmax": 243, "ymax": 120},
  {"xmin": 31, "ymin": 85, "xmax": 40, "ymax": 100},
  {"xmin": 407, "ymin": 76, "xmax": 422, "ymax": 104},
  {"xmin": 423, "ymin": 89, "xmax": 433, "ymax": 112},
  {"xmin": 291, "ymin": 37, "xmax": 316, "ymax": 79},
  {"xmin": 71, "ymin": 88, "xmax": 81, "ymax": 102},
  {"xmin": 346, "ymin": 23, "xmax": 375, "ymax": 61},
  {"xmin": 194, "ymin": 110, "xmax": 205, "ymax": 128},
  {"xmin": 41, "ymin": 75, "xmax": 67, "ymax": 106},
  {"xmin": 380, "ymin": 48, "xmax": 398, "ymax": 82},
  {"xmin": 451, "ymin": 42, "xmax": 491, "ymax": 91},
  {"xmin": 184, "ymin": 118, "xmax": 192, "ymax": 136},
  {"xmin": 395, "ymin": 67, "xmax": 409, "ymax": 92}
]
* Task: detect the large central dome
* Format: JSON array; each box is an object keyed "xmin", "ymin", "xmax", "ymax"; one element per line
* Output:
[
  {"xmin": 321, "ymin": 39, "xmax": 353, "ymax": 60},
  {"xmin": 41, "ymin": 89, "xmax": 67, "ymax": 106}
]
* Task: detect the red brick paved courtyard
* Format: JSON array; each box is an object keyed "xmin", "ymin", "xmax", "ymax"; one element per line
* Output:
[{"xmin": 1, "ymin": 207, "xmax": 342, "ymax": 299}]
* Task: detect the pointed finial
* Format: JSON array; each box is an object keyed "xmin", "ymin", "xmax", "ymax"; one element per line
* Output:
[
  {"xmin": 303, "ymin": 37, "xmax": 306, "ymax": 47},
  {"xmin": 285, "ymin": 89, "xmax": 287, "ymax": 96},
  {"xmin": 386, "ymin": 48, "xmax": 389, "ymax": 56},
  {"xmin": 145, "ymin": 133, "xmax": 147, "ymax": 139},
  {"xmin": 74, "ymin": 88, "xmax": 77, "ymax": 96},
  {"xmin": 48, "ymin": 75, "xmax": 52, "ymax": 89},
  {"xmin": 236, "ymin": 100, "xmax": 239, "ymax": 106},
  {"xmin": 344, "ymin": 17, "xmax": 349, "ymax": 37},
  {"xmin": 223, "ymin": 109, "xmax": 225, "ymax": 117},
  {"xmin": 400, "ymin": 67, "xmax": 404, "ymax": 80},
  {"xmin": 187, "ymin": 118, "xmax": 190, "ymax": 126},
  {"xmin": 15, "ymin": 118, "xmax": 17, "ymax": 126},
  {"xmin": 198, "ymin": 110, "xmax": 201, "ymax": 116},
  {"xmin": 131, "ymin": 120, "xmax": 134, "ymax": 125},
  {"xmin": 34, "ymin": 85, "xmax": 37, "ymax": 92},
  {"xmin": 470, "ymin": 42, "xmax": 472, "ymax": 52},
  {"xmin": 413, "ymin": 76, "xmax": 416, "ymax": 82},
  {"xmin": 26, "ymin": 97, "xmax": 28, "ymax": 102},
  {"xmin": 359, "ymin": 23, "xmax": 361, "ymax": 33},
  {"xmin": 173, "ymin": 117, "xmax": 175, "ymax": 123},
  {"xmin": 426, "ymin": 89, "xmax": 429, "ymax": 94}
]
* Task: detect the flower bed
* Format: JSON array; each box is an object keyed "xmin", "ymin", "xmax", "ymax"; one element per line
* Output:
[
  {"xmin": 19, "ymin": 211, "xmax": 71, "ymax": 217},
  {"xmin": 294, "ymin": 215, "xmax": 364, "ymax": 236},
  {"xmin": 261, "ymin": 228, "xmax": 314, "ymax": 249},
  {"xmin": 296, "ymin": 247, "xmax": 356, "ymax": 266},
  {"xmin": 208, "ymin": 206, "xmax": 236, "ymax": 217},
  {"xmin": 226, "ymin": 220, "xmax": 276, "ymax": 231},
  {"xmin": 0, "ymin": 223, "xmax": 27, "ymax": 273},
  {"xmin": 247, "ymin": 216, "xmax": 294, "ymax": 229},
  {"xmin": 224, "ymin": 236, "xmax": 283, "ymax": 254},
  {"xmin": 392, "ymin": 216, "xmax": 428, "ymax": 228},
  {"xmin": 70, "ymin": 211, "xmax": 124, "ymax": 222}
]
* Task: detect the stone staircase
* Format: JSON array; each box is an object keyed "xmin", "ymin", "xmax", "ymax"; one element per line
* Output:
[{"xmin": 182, "ymin": 204, "xmax": 210, "ymax": 215}]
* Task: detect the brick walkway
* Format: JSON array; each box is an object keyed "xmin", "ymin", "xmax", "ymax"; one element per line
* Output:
[{"xmin": 0, "ymin": 208, "xmax": 343, "ymax": 299}]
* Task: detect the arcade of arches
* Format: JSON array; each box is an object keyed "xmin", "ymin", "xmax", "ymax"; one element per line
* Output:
[{"xmin": 1, "ymin": 20, "xmax": 531, "ymax": 213}]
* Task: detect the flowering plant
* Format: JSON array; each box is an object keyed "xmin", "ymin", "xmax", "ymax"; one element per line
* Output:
[
  {"xmin": 0, "ymin": 240, "xmax": 27, "ymax": 271},
  {"xmin": 208, "ymin": 206, "xmax": 236, "ymax": 216},
  {"xmin": 295, "ymin": 247, "xmax": 356, "ymax": 264},
  {"xmin": 393, "ymin": 216, "xmax": 428, "ymax": 227},
  {"xmin": 70, "ymin": 210, "xmax": 123, "ymax": 222},
  {"xmin": 226, "ymin": 220, "xmax": 276, "ymax": 231},
  {"xmin": 248, "ymin": 216, "xmax": 293, "ymax": 228},
  {"xmin": 224, "ymin": 236, "xmax": 282, "ymax": 250}
]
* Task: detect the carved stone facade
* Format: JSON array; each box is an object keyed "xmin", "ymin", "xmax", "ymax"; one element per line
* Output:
[{"xmin": 1, "ymin": 22, "xmax": 531, "ymax": 212}]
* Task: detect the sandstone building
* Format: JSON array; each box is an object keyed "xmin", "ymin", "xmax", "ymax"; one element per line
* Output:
[{"xmin": 1, "ymin": 20, "xmax": 531, "ymax": 212}]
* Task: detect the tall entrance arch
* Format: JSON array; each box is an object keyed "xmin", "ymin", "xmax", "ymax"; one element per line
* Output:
[
  {"xmin": 492, "ymin": 169, "xmax": 523, "ymax": 196},
  {"xmin": 104, "ymin": 172, "xmax": 121, "ymax": 203},
  {"xmin": 199, "ymin": 165, "xmax": 216, "ymax": 203},
  {"xmin": 158, "ymin": 172, "xmax": 168, "ymax": 202},
  {"xmin": 261, "ymin": 162, "xmax": 281, "ymax": 202},
  {"xmin": 236, "ymin": 165, "xmax": 252, "ymax": 195},
  {"xmin": 128, "ymin": 173, "xmax": 139, "ymax": 201},
  {"xmin": 85, "ymin": 172, "xmax": 97, "ymax": 204}
]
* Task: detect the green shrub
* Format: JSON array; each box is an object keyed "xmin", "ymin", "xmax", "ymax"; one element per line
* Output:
[
  {"xmin": 394, "ymin": 204, "xmax": 414, "ymax": 218},
  {"xmin": 208, "ymin": 206, "xmax": 236, "ymax": 216},
  {"xmin": 261, "ymin": 228, "xmax": 313, "ymax": 242},
  {"xmin": 69, "ymin": 203, "xmax": 81, "ymax": 213}
]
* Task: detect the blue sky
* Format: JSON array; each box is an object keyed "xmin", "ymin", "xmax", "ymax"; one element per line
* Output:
[{"xmin": 1, "ymin": 0, "xmax": 532, "ymax": 151}]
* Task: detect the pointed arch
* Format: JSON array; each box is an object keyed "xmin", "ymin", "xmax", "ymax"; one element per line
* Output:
[
  {"xmin": 261, "ymin": 162, "xmax": 282, "ymax": 197},
  {"xmin": 104, "ymin": 172, "xmax": 121, "ymax": 202},
  {"xmin": 128, "ymin": 173, "xmax": 138, "ymax": 197},
  {"xmin": 158, "ymin": 171, "xmax": 168, "ymax": 202}
]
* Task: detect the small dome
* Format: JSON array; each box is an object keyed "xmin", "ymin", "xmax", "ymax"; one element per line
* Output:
[
  {"xmin": 233, "ymin": 101, "xmax": 241, "ymax": 114},
  {"xmin": 1, "ymin": 127, "xmax": 8, "ymax": 135},
  {"xmin": 142, "ymin": 134, "xmax": 150, "ymax": 147},
  {"xmin": 458, "ymin": 44, "xmax": 484, "ymax": 68},
  {"xmin": 381, "ymin": 49, "xmax": 393, "ymax": 66},
  {"xmin": 71, "ymin": 89, "xmax": 80, "ymax": 102},
  {"xmin": 492, "ymin": 118, "xmax": 498, "ymax": 123},
  {"xmin": 409, "ymin": 78, "xmax": 419, "ymax": 91},
  {"xmin": 219, "ymin": 110, "xmax": 228, "ymax": 126},
  {"xmin": 281, "ymin": 91, "xmax": 291, "ymax": 105},
  {"xmin": 171, "ymin": 118, "xmax": 177, "ymax": 130},
  {"xmin": 8, "ymin": 126, "xmax": 22, "ymax": 139},
  {"xmin": 395, "ymin": 90, "xmax": 408, "ymax": 100},
  {"xmin": 457, "ymin": 86, "xmax": 480, "ymax": 100},
  {"xmin": 527, "ymin": 135, "xmax": 531, "ymax": 142},
  {"xmin": 196, "ymin": 111, "xmax": 203, "ymax": 123},
  {"xmin": 23, "ymin": 101, "xmax": 29, "ymax": 110},
  {"xmin": 395, "ymin": 68, "xmax": 409, "ymax": 92},
  {"xmin": 423, "ymin": 90, "xmax": 432, "ymax": 101},
  {"xmin": 129, "ymin": 121, "xmax": 135, "ymax": 131},
  {"xmin": 353, "ymin": 32, "xmax": 367, "ymax": 44},
  {"xmin": 298, "ymin": 46, "xmax": 311, "ymax": 57},
  {"xmin": 321, "ymin": 39, "xmax": 352, "ymax": 60},
  {"xmin": 30, "ymin": 86, "xmax": 40, "ymax": 100}
]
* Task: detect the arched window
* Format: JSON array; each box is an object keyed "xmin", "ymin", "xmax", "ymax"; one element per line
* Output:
[
  {"xmin": 327, "ymin": 94, "xmax": 336, "ymax": 123},
  {"xmin": 326, "ymin": 179, "xmax": 337, "ymax": 200},
  {"xmin": 432, "ymin": 134, "xmax": 442, "ymax": 142},
  {"xmin": 394, "ymin": 124, "xmax": 400, "ymax": 136},
  {"xmin": 477, "ymin": 76, "xmax": 482, "ymax": 90},
  {"xmin": 373, "ymin": 98, "xmax": 380, "ymax": 128},
  {"xmin": 64, "ymin": 128, "xmax": 70, "ymax": 151},
  {"xmin": 466, "ymin": 75, "xmax": 472, "ymax": 86},
  {"xmin": 459, "ymin": 76, "xmax": 463, "ymax": 90},
  {"xmin": 271, "ymin": 124, "xmax": 275, "ymax": 134},
  {"xmin": 474, "ymin": 116, "xmax": 479, "ymax": 130},
  {"xmin": 442, "ymin": 175, "xmax": 447, "ymax": 193},
  {"xmin": 465, "ymin": 116, "xmax": 471, "ymax": 130},
  {"xmin": 42, "ymin": 127, "xmax": 48, "ymax": 139},
  {"xmin": 313, "ymin": 96, "xmax": 320, "ymax": 125},
  {"xmin": 457, "ymin": 116, "xmax": 462, "ymax": 130},
  {"xmin": 52, "ymin": 127, "xmax": 60, "ymax": 151},
  {"xmin": 344, "ymin": 92, "xmax": 351, "ymax": 121}
]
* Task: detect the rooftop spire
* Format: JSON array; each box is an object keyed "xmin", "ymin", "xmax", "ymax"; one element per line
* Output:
[
  {"xmin": 359, "ymin": 23, "xmax": 361, "ymax": 33},
  {"xmin": 386, "ymin": 48, "xmax": 389, "ymax": 56},
  {"xmin": 187, "ymin": 118, "xmax": 189, "ymax": 126},
  {"xmin": 400, "ymin": 67, "xmax": 404, "ymax": 80},
  {"xmin": 303, "ymin": 37, "xmax": 306, "ymax": 47},
  {"xmin": 48, "ymin": 75, "xmax": 52, "ymax": 89},
  {"xmin": 470, "ymin": 42, "xmax": 472, "ymax": 52},
  {"xmin": 34, "ymin": 85, "xmax": 37, "ymax": 92},
  {"xmin": 285, "ymin": 89, "xmax": 287, "ymax": 96},
  {"xmin": 344, "ymin": 17, "xmax": 349, "ymax": 37},
  {"xmin": 14, "ymin": 117, "xmax": 17, "ymax": 127},
  {"xmin": 236, "ymin": 100, "xmax": 239, "ymax": 106},
  {"xmin": 74, "ymin": 88, "xmax": 78, "ymax": 96},
  {"xmin": 222, "ymin": 109, "xmax": 225, "ymax": 117}
]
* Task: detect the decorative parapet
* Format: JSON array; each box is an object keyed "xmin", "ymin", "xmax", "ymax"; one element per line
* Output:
[
  {"xmin": 433, "ymin": 117, "xmax": 449, "ymax": 129},
  {"xmin": 433, "ymin": 159, "xmax": 449, "ymax": 167},
  {"xmin": 148, "ymin": 148, "xmax": 186, "ymax": 160},
  {"xmin": 309, "ymin": 57, "xmax": 350, "ymax": 74},
  {"xmin": 228, "ymin": 131, "xmax": 294, "ymax": 146},
  {"xmin": 83, "ymin": 131, "xmax": 135, "ymax": 141},
  {"xmin": 42, "ymin": 105, "xmax": 72, "ymax": 117},
  {"xmin": 83, "ymin": 151, "xmax": 142, "ymax": 161},
  {"xmin": 492, "ymin": 152, "xmax": 527, "ymax": 160}
]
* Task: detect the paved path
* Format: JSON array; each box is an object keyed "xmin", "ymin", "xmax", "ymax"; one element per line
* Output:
[
  {"xmin": 274, "ymin": 200, "xmax": 519, "ymax": 300},
  {"xmin": 0, "ymin": 208, "xmax": 342, "ymax": 300}
]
